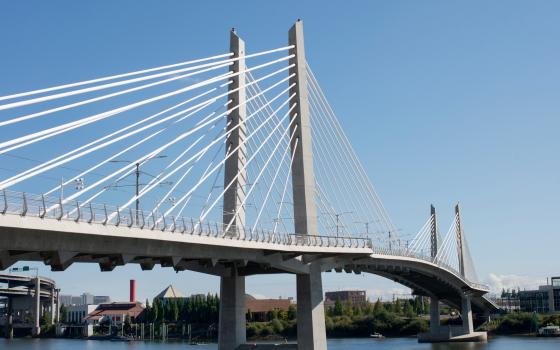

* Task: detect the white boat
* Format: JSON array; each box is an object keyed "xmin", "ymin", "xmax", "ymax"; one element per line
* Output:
[
  {"xmin": 538, "ymin": 324, "xmax": 560, "ymax": 337},
  {"xmin": 370, "ymin": 332, "xmax": 384, "ymax": 338}
]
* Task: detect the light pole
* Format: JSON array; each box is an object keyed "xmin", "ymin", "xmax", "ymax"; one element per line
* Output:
[
  {"xmin": 323, "ymin": 211, "xmax": 353, "ymax": 237},
  {"xmin": 109, "ymin": 155, "xmax": 167, "ymax": 223}
]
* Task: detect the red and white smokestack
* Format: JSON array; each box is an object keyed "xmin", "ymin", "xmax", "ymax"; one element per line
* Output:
[{"xmin": 130, "ymin": 279, "xmax": 136, "ymax": 302}]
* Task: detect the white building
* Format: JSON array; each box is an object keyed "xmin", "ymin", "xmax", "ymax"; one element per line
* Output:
[{"xmin": 67, "ymin": 304, "xmax": 99, "ymax": 324}]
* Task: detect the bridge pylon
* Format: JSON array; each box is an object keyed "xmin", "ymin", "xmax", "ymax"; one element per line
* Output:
[
  {"xmin": 289, "ymin": 19, "xmax": 327, "ymax": 350},
  {"xmin": 218, "ymin": 29, "xmax": 247, "ymax": 350}
]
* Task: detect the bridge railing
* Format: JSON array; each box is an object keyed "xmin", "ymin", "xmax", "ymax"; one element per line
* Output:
[
  {"xmin": 371, "ymin": 246, "xmax": 490, "ymax": 291},
  {"xmin": 0, "ymin": 189, "xmax": 372, "ymax": 250}
]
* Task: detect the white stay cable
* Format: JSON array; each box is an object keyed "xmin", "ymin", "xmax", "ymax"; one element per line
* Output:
[
  {"xmin": 408, "ymin": 216, "xmax": 433, "ymax": 252},
  {"xmin": 192, "ymin": 144, "xmax": 231, "ymax": 221},
  {"xmin": 150, "ymin": 119, "xmax": 230, "ymax": 218},
  {"xmin": 0, "ymin": 71, "xmax": 232, "ymax": 154},
  {"xmin": 0, "ymin": 58, "xmax": 236, "ymax": 113},
  {"xmin": 0, "ymin": 55, "xmax": 293, "ymax": 152},
  {"xmin": 308, "ymin": 80, "xmax": 382, "ymax": 237},
  {"xmin": 196, "ymin": 104, "xmax": 297, "ymax": 224},
  {"xmin": 0, "ymin": 44, "xmax": 293, "ymax": 105},
  {"xmin": 1, "ymin": 69, "xmax": 293, "ymax": 191},
  {"xmin": 44, "ymin": 98, "xmax": 221, "ymax": 197},
  {"xmin": 306, "ymin": 64, "xmax": 399, "ymax": 238},
  {"xmin": 0, "ymin": 62, "xmax": 234, "ymax": 128},
  {"xmin": 225, "ymin": 119, "xmax": 297, "ymax": 233},
  {"xmin": 156, "ymin": 85, "xmax": 297, "ymax": 219},
  {"xmin": 272, "ymin": 138, "xmax": 298, "ymax": 235},
  {"xmin": 0, "ymin": 85, "xmax": 225, "ymax": 191},
  {"xmin": 137, "ymin": 101, "xmax": 231, "ymax": 196},
  {"xmin": 114, "ymin": 88, "xmax": 296, "ymax": 220},
  {"xmin": 0, "ymin": 52, "xmax": 233, "ymax": 103},
  {"xmin": 310, "ymin": 104, "xmax": 365, "ymax": 236}
]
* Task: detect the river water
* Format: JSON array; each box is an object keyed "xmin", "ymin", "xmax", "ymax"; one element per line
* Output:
[{"xmin": 0, "ymin": 336, "xmax": 559, "ymax": 349}]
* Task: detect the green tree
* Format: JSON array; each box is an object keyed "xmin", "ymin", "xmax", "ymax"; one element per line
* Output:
[
  {"xmin": 403, "ymin": 300, "xmax": 415, "ymax": 318},
  {"xmin": 59, "ymin": 304, "xmax": 68, "ymax": 323},
  {"xmin": 393, "ymin": 299, "xmax": 402, "ymax": 315},
  {"xmin": 267, "ymin": 309, "xmax": 278, "ymax": 321},
  {"xmin": 373, "ymin": 299, "xmax": 382, "ymax": 314},
  {"xmin": 287, "ymin": 304, "xmax": 296, "ymax": 320},
  {"xmin": 152, "ymin": 298, "xmax": 161, "ymax": 323},
  {"xmin": 333, "ymin": 299, "xmax": 343, "ymax": 316}
]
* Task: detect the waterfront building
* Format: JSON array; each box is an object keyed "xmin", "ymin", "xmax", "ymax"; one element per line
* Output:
[
  {"xmin": 81, "ymin": 293, "xmax": 94, "ymax": 305},
  {"xmin": 518, "ymin": 277, "xmax": 560, "ymax": 313},
  {"xmin": 85, "ymin": 302, "xmax": 145, "ymax": 325},
  {"xmin": 59, "ymin": 294, "xmax": 73, "ymax": 306},
  {"xmin": 325, "ymin": 290, "xmax": 367, "ymax": 307},
  {"xmin": 245, "ymin": 295, "xmax": 293, "ymax": 321},
  {"xmin": 67, "ymin": 304, "xmax": 99, "ymax": 324}
]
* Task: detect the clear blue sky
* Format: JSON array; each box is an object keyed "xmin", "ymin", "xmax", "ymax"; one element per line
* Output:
[{"xmin": 1, "ymin": 1, "xmax": 558, "ymax": 301}]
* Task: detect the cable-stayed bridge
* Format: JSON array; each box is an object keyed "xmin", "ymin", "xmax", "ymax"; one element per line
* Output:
[{"xmin": 0, "ymin": 21, "xmax": 496, "ymax": 349}]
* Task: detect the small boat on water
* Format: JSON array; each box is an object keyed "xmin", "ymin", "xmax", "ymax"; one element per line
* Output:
[
  {"xmin": 370, "ymin": 332, "xmax": 384, "ymax": 338},
  {"xmin": 538, "ymin": 324, "xmax": 560, "ymax": 337}
]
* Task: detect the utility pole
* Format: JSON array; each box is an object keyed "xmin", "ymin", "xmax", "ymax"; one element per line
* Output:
[
  {"xmin": 109, "ymin": 156, "xmax": 166, "ymax": 224},
  {"xmin": 135, "ymin": 163, "xmax": 140, "ymax": 223}
]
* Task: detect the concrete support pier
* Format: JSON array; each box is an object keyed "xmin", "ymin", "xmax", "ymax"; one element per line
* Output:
[
  {"xmin": 5, "ymin": 297, "xmax": 13, "ymax": 339},
  {"xmin": 429, "ymin": 296, "xmax": 440, "ymax": 333},
  {"xmin": 218, "ymin": 271, "xmax": 246, "ymax": 350},
  {"xmin": 32, "ymin": 277, "xmax": 41, "ymax": 336},
  {"xmin": 418, "ymin": 294, "xmax": 486, "ymax": 343},
  {"xmin": 297, "ymin": 264, "xmax": 327, "ymax": 350}
]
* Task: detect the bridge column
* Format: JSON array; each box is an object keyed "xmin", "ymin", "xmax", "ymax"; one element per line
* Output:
[
  {"xmin": 218, "ymin": 269, "xmax": 246, "ymax": 350},
  {"xmin": 50, "ymin": 287, "xmax": 56, "ymax": 325},
  {"xmin": 289, "ymin": 20, "xmax": 327, "ymax": 350},
  {"xmin": 297, "ymin": 263, "xmax": 327, "ymax": 350},
  {"xmin": 33, "ymin": 277, "xmax": 41, "ymax": 336},
  {"xmin": 429, "ymin": 296, "xmax": 440, "ymax": 333},
  {"xmin": 218, "ymin": 28, "xmax": 247, "ymax": 350},
  {"xmin": 461, "ymin": 294, "xmax": 474, "ymax": 334},
  {"xmin": 5, "ymin": 296, "xmax": 13, "ymax": 339}
]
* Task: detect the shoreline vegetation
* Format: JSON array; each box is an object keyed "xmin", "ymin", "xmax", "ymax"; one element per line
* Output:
[{"xmin": 8, "ymin": 296, "xmax": 559, "ymax": 341}]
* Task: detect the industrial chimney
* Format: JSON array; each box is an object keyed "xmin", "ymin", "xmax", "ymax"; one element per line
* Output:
[{"xmin": 130, "ymin": 279, "xmax": 136, "ymax": 302}]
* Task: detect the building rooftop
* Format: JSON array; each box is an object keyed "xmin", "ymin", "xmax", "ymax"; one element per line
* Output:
[
  {"xmin": 155, "ymin": 285, "xmax": 185, "ymax": 299},
  {"xmin": 85, "ymin": 302, "xmax": 144, "ymax": 320}
]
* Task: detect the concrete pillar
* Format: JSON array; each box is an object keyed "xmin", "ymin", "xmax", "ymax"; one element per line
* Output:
[
  {"xmin": 461, "ymin": 295, "xmax": 474, "ymax": 334},
  {"xmin": 217, "ymin": 28, "xmax": 248, "ymax": 350},
  {"xmin": 33, "ymin": 277, "xmax": 41, "ymax": 336},
  {"xmin": 56, "ymin": 289, "xmax": 60, "ymax": 324},
  {"xmin": 455, "ymin": 204, "xmax": 465, "ymax": 277},
  {"xmin": 297, "ymin": 264, "xmax": 327, "ymax": 350},
  {"xmin": 288, "ymin": 20, "xmax": 317, "ymax": 237},
  {"xmin": 223, "ymin": 29, "xmax": 247, "ymax": 238},
  {"xmin": 50, "ymin": 288, "xmax": 55, "ymax": 325},
  {"xmin": 5, "ymin": 297, "xmax": 13, "ymax": 339},
  {"xmin": 429, "ymin": 296, "xmax": 440, "ymax": 333},
  {"xmin": 218, "ymin": 269, "xmax": 246, "ymax": 350},
  {"xmin": 289, "ymin": 20, "xmax": 326, "ymax": 350},
  {"xmin": 430, "ymin": 205, "xmax": 437, "ymax": 258}
]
